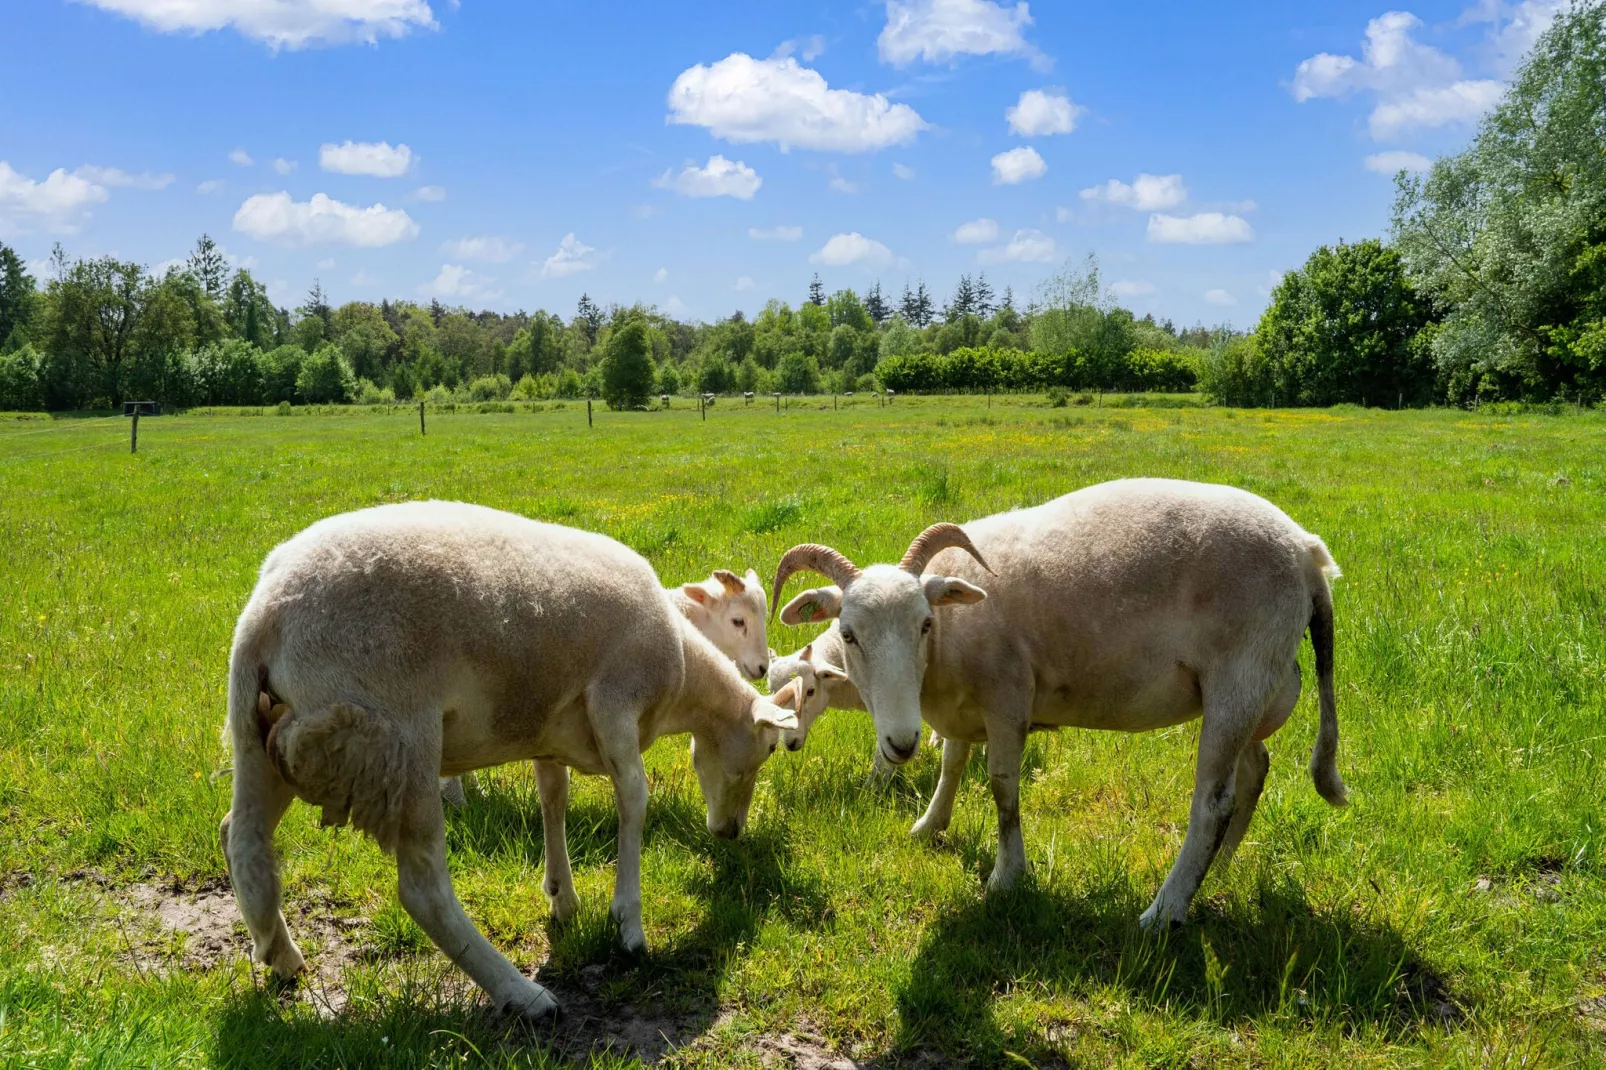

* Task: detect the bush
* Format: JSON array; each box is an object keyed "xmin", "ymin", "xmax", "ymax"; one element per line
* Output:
[
  {"xmin": 261, "ymin": 345, "xmax": 305, "ymax": 404},
  {"xmin": 467, "ymin": 374, "xmax": 512, "ymax": 402},
  {"xmin": 190, "ymin": 339, "xmax": 265, "ymax": 406},
  {"xmin": 1047, "ymin": 386, "xmax": 1070, "ymax": 407},
  {"xmin": 275, "ymin": 400, "xmax": 292, "ymax": 416},
  {"xmin": 554, "ymin": 368, "xmax": 583, "ymax": 399},
  {"xmin": 0, "ymin": 345, "xmax": 42, "ymax": 410},
  {"xmin": 356, "ymin": 378, "xmax": 385, "ymax": 405},
  {"xmin": 511, "ymin": 373, "xmax": 542, "ymax": 401},
  {"xmin": 776, "ymin": 351, "xmax": 822, "ymax": 394},
  {"xmin": 424, "ymin": 384, "xmax": 453, "ymax": 405},
  {"xmin": 295, "ymin": 345, "xmax": 355, "ymax": 404}
]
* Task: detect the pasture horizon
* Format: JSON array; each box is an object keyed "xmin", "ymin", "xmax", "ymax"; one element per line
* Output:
[{"xmin": 1, "ymin": 398, "xmax": 1603, "ymax": 1066}]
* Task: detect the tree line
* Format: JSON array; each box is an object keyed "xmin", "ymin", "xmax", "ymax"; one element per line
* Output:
[{"xmin": 1, "ymin": 5, "xmax": 1600, "ymax": 414}]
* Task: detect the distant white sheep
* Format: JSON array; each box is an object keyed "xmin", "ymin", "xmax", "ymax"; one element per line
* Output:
[
  {"xmin": 772, "ymin": 479, "xmax": 1346, "ymax": 929},
  {"xmin": 221, "ymin": 501, "xmax": 797, "ymax": 1019}
]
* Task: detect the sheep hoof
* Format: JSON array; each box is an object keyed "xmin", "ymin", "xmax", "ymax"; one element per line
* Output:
[
  {"xmin": 984, "ymin": 865, "xmax": 1023, "ymax": 897},
  {"xmin": 546, "ymin": 885, "xmax": 580, "ymax": 923},
  {"xmin": 258, "ymin": 936, "xmax": 305, "ymax": 980},
  {"xmin": 1138, "ymin": 901, "xmax": 1185, "ymax": 933},
  {"xmin": 502, "ymin": 982, "xmax": 560, "ymax": 1022},
  {"xmin": 909, "ymin": 816, "xmax": 945, "ymax": 842}
]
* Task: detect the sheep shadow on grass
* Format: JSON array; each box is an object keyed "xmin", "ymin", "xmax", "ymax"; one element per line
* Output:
[{"xmin": 894, "ymin": 870, "xmax": 1464, "ymax": 1065}]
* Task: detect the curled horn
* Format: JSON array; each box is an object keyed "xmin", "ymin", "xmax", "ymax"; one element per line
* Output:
[
  {"xmin": 713, "ymin": 569, "xmax": 746, "ymax": 595},
  {"xmin": 900, "ymin": 522, "xmax": 992, "ymax": 576},
  {"xmin": 769, "ymin": 544, "xmax": 861, "ymax": 621}
]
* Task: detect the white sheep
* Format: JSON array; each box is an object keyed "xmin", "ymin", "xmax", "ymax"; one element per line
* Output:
[
  {"xmin": 220, "ymin": 501, "xmax": 799, "ymax": 1019},
  {"xmin": 441, "ymin": 566, "xmax": 771, "ymax": 807},
  {"xmin": 771, "ymin": 478, "xmax": 1346, "ymax": 929},
  {"xmin": 765, "ymin": 636, "xmax": 852, "ymax": 752}
]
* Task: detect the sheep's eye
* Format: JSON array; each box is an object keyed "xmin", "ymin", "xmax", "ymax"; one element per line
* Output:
[
  {"xmin": 732, "ymin": 617, "xmax": 745, "ymax": 630},
  {"xmin": 842, "ymin": 631, "xmax": 857, "ymax": 645},
  {"xmin": 921, "ymin": 618, "xmax": 933, "ymax": 634},
  {"xmin": 806, "ymin": 687, "xmax": 816, "ymax": 697}
]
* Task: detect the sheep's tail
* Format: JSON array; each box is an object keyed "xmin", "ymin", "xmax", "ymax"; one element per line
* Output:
[
  {"xmin": 267, "ymin": 701, "xmax": 413, "ymax": 854},
  {"xmin": 1306, "ymin": 535, "xmax": 1348, "ymax": 807}
]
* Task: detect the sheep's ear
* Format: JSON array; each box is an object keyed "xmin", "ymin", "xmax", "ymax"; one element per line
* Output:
[
  {"xmin": 714, "ymin": 569, "xmax": 745, "ymax": 595},
  {"xmin": 800, "ymin": 642, "xmax": 813, "ymax": 661},
  {"xmin": 923, "ymin": 575, "xmax": 987, "ymax": 608},
  {"xmin": 746, "ymin": 568, "xmax": 764, "ymax": 594},
  {"xmin": 755, "ymin": 690, "xmax": 800, "ymax": 732},
  {"xmin": 816, "ymin": 662, "xmax": 849, "ymax": 683},
  {"xmin": 780, "ymin": 586, "xmax": 842, "ymax": 626},
  {"xmin": 681, "ymin": 583, "xmax": 711, "ymax": 605}
]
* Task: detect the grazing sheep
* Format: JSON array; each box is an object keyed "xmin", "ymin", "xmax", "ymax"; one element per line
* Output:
[
  {"xmin": 442, "ymin": 566, "xmax": 771, "ymax": 806},
  {"xmin": 766, "ymin": 635, "xmax": 853, "ymax": 752},
  {"xmin": 220, "ymin": 501, "xmax": 798, "ymax": 1019},
  {"xmin": 771, "ymin": 478, "xmax": 1346, "ymax": 929}
]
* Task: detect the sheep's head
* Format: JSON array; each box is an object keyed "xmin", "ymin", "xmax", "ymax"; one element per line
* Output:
[
  {"xmin": 770, "ymin": 526, "xmax": 988, "ymax": 766},
  {"xmin": 766, "ymin": 641, "xmax": 849, "ymax": 751},
  {"xmin": 690, "ymin": 680, "xmax": 799, "ymax": 839},
  {"xmin": 681, "ymin": 568, "xmax": 770, "ymax": 680}
]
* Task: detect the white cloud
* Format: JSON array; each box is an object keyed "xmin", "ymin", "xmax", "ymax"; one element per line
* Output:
[
  {"xmin": 272, "ymin": 157, "xmax": 297, "ymax": 175},
  {"xmin": 667, "ymin": 53, "xmax": 928, "ymax": 153},
  {"xmin": 539, "ymin": 233, "xmax": 600, "ymax": 278},
  {"xmin": 749, "ymin": 225, "xmax": 803, "ymax": 241},
  {"xmin": 1147, "ymin": 212, "xmax": 1254, "ymax": 244},
  {"xmin": 978, "ymin": 227, "xmax": 1056, "ymax": 263},
  {"xmin": 733, "ymin": 275, "xmax": 755, "ymax": 291},
  {"xmin": 652, "ymin": 155, "xmax": 762, "ymax": 199},
  {"xmin": 1467, "ymin": 0, "xmax": 1567, "ymax": 73},
  {"xmin": 319, "ymin": 140, "xmax": 414, "ymax": 177},
  {"xmin": 75, "ymin": 165, "xmax": 175, "ymax": 190},
  {"xmin": 414, "ymin": 184, "xmax": 446, "ymax": 202},
  {"xmin": 232, "ymin": 191, "xmax": 420, "ymax": 246},
  {"xmin": 1369, "ymin": 81, "xmax": 1504, "ymax": 138},
  {"xmin": 1292, "ymin": 11, "xmax": 1503, "ymax": 139},
  {"xmin": 420, "ymin": 263, "xmax": 501, "ymax": 302},
  {"xmin": 0, "ymin": 162, "xmax": 110, "ymax": 233},
  {"xmin": 350, "ymin": 269, "xmax": 378, "ymax": 286},
  {"xmin": 1054, "ymin": 205, "xmax": 1073, "ymax": 223},
  {"xmin": 197, "ymin": 179, "xmax": 224, "ymax": 194},
  {"xmin": 1257, "ymin": 269, "xmax": 1287, "ymax": 296},
  {"xmin": 892, "ymin": 162, "xmax": 916, "ymax": 180},
  {"xmin": 827, "ymin": 166, "xmax": 860, "ymax": 194},
  {"xmin": 229, "ymin": 148, "xmax": 253, "ymax": 167},
  {"xmin": 316, "ymin": 257, "xmax": 335, "ymax": 270},
  {"xmin": 653, "ymin": 267, "xmax": 669, "ymax": 283},
  {"xmin": 442, "ymin": 235, "xmax": 524, "ymax": 262},
  {"xmin": 879, "ymin": 0, "xmax": 1044, "ymax": 67},
  {"xmin": 1079, "ymin": 173, "xmax": 1187, "ymax": 211},
  {"xmin": 1109, "ymin": 279, "xmax": 1156, "ymax": 298},
  {"xmin": 952, "ymin": 217, "xmax": 999, "ymax": 244},
  {"xmin": 662, "ymin": 296, "xmax": 689, "ymax": 317},
  {"xmin": 1364, "ymin": 149, "xmax": 1434, "ymax": 174},
  {"xmin": 1006, "ymin": 89, "xmax": 1082, "ymax": 136},
  {"xmin": 1204, "ymin": 288, "xmax": 1238, "ymax": 306},
  {"xmin": 810, "ymin": 232, "xmax": 894, "ymax": 267},
  {"xmin": 774, "ymin": 34, "xmax": 827, "ymax": 61},
  {"xmin": 991, "ymin": 145, "xmax": 1046, "ymax": 184},
  {"xmin": 75, "ymin": 0, "xmax": 437, "ymax": 49}
]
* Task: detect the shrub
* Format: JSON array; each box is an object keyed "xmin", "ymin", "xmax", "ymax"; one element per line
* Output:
[
  {"xmin": 467, "ymin": 374, "xmax": 512, "ymax": 402},
  {"xmin": 356, "ymin": 378, "xmax": 385, "ymax": 405},
  {"xmin": 511, "ymin": 373, "xmax": 542, "ymax": 401},
  {"xmin": 275, "ymin": 400, "xmax": 292, "ymax": 416},
  {"xmin": 0, "ymin": 345, "xmax": 43, "ymax": 410},
  {"xmin": 1047, "ymin": 386, "xmax": 1070, "ymax": 407},
  {"xmin": 602, "ymin": 320, "xmax": 654, "ymax": 410},
  {"xmin": 296, "ymin": 345, "xmax": 355, "ymax": 404},
  {"xmin": 776, "ymin": 351, "xmax": 821, "ymax": 394}
]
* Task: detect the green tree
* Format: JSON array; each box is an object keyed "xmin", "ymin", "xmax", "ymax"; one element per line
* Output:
[
  {"xmin": 42, "ymin": 253, "xmax": 144, "ymax": 404},
  {"xmin": 807, "ymin": 273, "xmax": 825, "ymax": 306},
  {"xmin": 0, "ymin": 344, "xmax": 42, "ymax": 410},
  {"xmin": 602, "ymin": 318, "xmax": 654, "ymax": 409},
  {"xmin": 0, "ymin": 243, "xmax": 38, "ymax": 350},
  {"xmin": 223, "ymin": 269, "xmax": 276, "ymax": 350},
  {"xmin": 329, "ymin": 302, "xmax": 398, "ymax": 382},
  {"xmin": 190, "ymin": 339, "xmax": 264, "ymax": 405},
  {"xmin": 1258, "ymin": 239, "xmax": 1436, "ymax": 406},
  {"xmin": 186, "ymin": 234, "xmax": 228, "ymax": 301},
  {"xmin": 776, "ymin": 350, "xmax": 821, "ymax": 393},
  {"xmin": 1393, "ymin": 1, "xmax": 1606, "ymax": 400},
  {"xmin": 296, "ymin": 344, "xmax": 355, "ymax": 403}
]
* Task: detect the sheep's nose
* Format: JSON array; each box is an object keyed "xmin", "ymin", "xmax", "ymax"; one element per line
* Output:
[
  {"xmin": 882, "ymin": 735, "xmax": 918, "ymax": 764},
  {"xmin": 786, "ymin": 737, "xmax": 803, "ymax": 752}
]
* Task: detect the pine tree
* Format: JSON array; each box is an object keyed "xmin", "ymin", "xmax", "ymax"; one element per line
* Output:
[
  {"xmin": 1000, "ymin": 285, "xmax": 1016, "ymax": 313},
  {"xmin": 948, "ymin": 274, "xmax": 977, "ymax": 321},
  {"xmin": 807, "ymin": 273, "xmax": 826, "ymax": 306},
  {"xmin": 899, "ymin": 281, "xmax": 917, "ymax": 322},
  {"xmin": 302, "ymin": 279, "xmax": 332, "ymax": 326},
  {"xmin": 913, "ymin": 281, "xmax": 934, "ymax": 327},
  {"xmin": 428, "ymin": 298, "xmax": 446, "ymax": 326},
  {"xmin": 0, "ymin": 242, "xmax": 36, "ymax": 348},
  {"xmin": 974, "ymin": 273, "xmax": 995, "ymax": 318},
  {"xmin": 864, "ymin": 281, "xmax": 889, "ymax": 324},
  {"xmin": 186, "ymin": 234, "xmax": 227, "ymax": 301},
  {"xmin": 576, "ymin": 293, "xmax": 603, "ymax": 345}
]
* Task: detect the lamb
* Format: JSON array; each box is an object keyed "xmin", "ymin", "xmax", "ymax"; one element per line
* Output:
[
  {"xmin": 770, "ymin": 478, "xmax": 1347, "ymax": 929},
  {"xmin": 219, "ymin": 501, "xmax": 798, "ymax": 1019},
  {"xmin": 765, "ymin": 634, "xmax": 853, "ymax": 751},
  {"xmin": 441, "ymin": 566, "xmax": 769, "ymax": 806}
]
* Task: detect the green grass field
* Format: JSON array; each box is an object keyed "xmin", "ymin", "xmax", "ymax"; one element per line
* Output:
[{"xmin": 2, "ymin": 397, "xmax": 1603, "ymax": 1068}]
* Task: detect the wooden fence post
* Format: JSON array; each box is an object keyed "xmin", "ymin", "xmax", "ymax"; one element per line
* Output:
[
  {"xmin": 419, "ymin": 401, "xmax": 426, "ymax": 435},
  {"xmin": 587, "ymin": 398, "xmax": 593, "ymax": 427},
  {"xmin": 130, "ymin": 411, "xmax": 139, "ymax": 453}
]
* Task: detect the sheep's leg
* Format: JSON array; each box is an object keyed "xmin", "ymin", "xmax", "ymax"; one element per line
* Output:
[
  {"xmin": 604, "ymin": 749, "xmax": 650, "ymax": 955},
  {"xmin": 440, "ymin": 776, "xmax": 467, "ymax": 808},
  {"xmin": 1139, "ymin": 672, "xmax": 1261, "ymax": 930},
  {"xmin": 394, "ymin": 779, "xmax": 558, "ymax": 1019},
  {"xmin": 911, "ymin": 737, "xmax": 971, "ymax": 840},
  {"xmin": 1219, "ymin": 663, "xmax": 1300, "ymax": 865},
  {"xmin": 535, "ymin": 760, "xmax": 580, "ymax": 922},
  {"xmin": 984, "ymin": 714, "xmax": 1031, "ymax": 895},
  {"xmin": 222, "ymin": 735, "xmax": 304, "ymax": 979},
  {"xmin": 1217, "ymin": 741, "xmax": 1269, "ymax": 866}
]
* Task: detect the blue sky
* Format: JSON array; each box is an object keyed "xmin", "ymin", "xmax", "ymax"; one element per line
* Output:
[{"xmin": 0, "ymin": 0, "xmax": 1566, "ymax": 327}]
